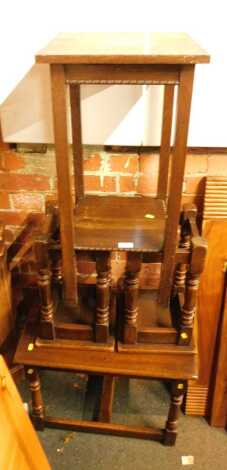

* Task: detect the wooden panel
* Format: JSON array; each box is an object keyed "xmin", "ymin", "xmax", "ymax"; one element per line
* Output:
[
  {"xmin": 186, "ymin": 177, "xmax": 227, "ymax": 417},
  {"xmin": 203, "ymin": 177, "xmax": 227, "ymax": 219},
  {"xmin": 185, "ymin": 382, "xmax": 208, "ymax": 416},
  {"xmin": 36, "ymin": 33, "xmax": 210, "ymax": 65},
  {"xmin": 0, "ymin": 356, "xmax": 50, "ymax": 470},
  {"xmin": 210, "ymin": 277, "xmax": 227, "ymax": 426},
  {"xmin": 65, "ymin": 64, "xmax": 180, "ymax": 84},
  {"xmin": 198, "ymin": 222, "xmax": 227, "ymax": 383}
]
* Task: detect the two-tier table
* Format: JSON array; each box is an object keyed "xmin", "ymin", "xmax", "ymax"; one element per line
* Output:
[{"xmin": 15, "ymin": 33, "xmax": 210, "ymax": 445}]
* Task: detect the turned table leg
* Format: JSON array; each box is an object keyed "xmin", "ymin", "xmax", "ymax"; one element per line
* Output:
[
  {"xmin": 38, "ymin": 268, "xmax": 56, "ymax": 340},
  {"xmin": 124, "ymin": 253, "xmax": 141, "ymax": 344},
  {"xmin": 178, "ymin": 234, "xmax": 207, "ymax": 346},
  {"xmin": 179, "ymin": 272, "xmax": 199, "ymax": 345},
  {"xmin": 26, "ymin": 367, "xmax": 45, "ymax": 430},
  {"xmin": 174, "ymin": 263, "xmax": 188, "ymax": 294},
  {"xmin": 173, "ymin": 228, "xmax": 190, "ymax": 296},
  {"xmin": 51, "ymin": 250, "xmax": 63, "ymax": 296},
  {"xmin": 164, "ymin": 380, "xmax": 186, "ymax": 446},
  {"xmin": 95, "ymin": 252, "xmax": 111, "ymax": 343}
]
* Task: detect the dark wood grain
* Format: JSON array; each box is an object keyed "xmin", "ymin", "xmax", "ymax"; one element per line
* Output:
[
  {"xmin": 159, "ymin": 65, "xmax": 195, "ymax": 305},
  {"xmin": 164, "ymin": 380, "xmax": 186, "ymax": 445},
  {"xmin": 25, "ymin": 367, "xmax": 45, "ymax": 430},
  {"xmin": 210, "ymin": 277, "xmax": 227, "ymax": 426},
  {"xmin": 45, "ymin": 415, "xmax": 163, "ymax": 440},
  {"xmin": 99, "ymin": 375, "xmax": 115, "ymax": 422},
  {"xmin": 15, "ymin": 323, "xmax": 198, "ymax": 380},
  {"xmin": 157, "ymin": 85, "xmax": 175, "ymax": 200},
  {"xmin": 14, "ymin": 34, "xmax": 209, "ymax": 444},
  {"xmin": 70, "ymin": 84, "xmax": 84, "ymax": 201},
  {"xmin": 37, "ymin": 269, "xmax": 55, "ymax": 340},
  {"xmin": 123, "ymin": 253, "xmax": 141, "ymax": 344},
  {"xmin": 95, "ymin": 252, "xmax": 111, "ymax": 342},
  {"xmin": 74, "ymin": 195, "xmax": 166, "ymax": 252},
  {"xmin": 65, "ymin": 64, "xmax": 180, "ymax": 84},
  {"xmin": 50, "ymin": 64, "xmax": 77, "ymax": 306}
]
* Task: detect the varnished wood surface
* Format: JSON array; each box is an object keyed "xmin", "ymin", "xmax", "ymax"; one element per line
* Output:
[
  {"xmin": 36, "ymin": 33, "xmax": 210, "ymax": 64},
  {"xmin": 117, "ymin": 334, "xmax": 197, "ymax": 355},
  {"xmin": 65, "ymin": 64, "xmax": 180, "ymax": 84},
  {"xmin": 50, "ymin": 64, "xmax": 77, "ymax": 305},
  {"xmin": 14, "ymin": 325, "xmax": 198, "ymax": 380},
  {"xmin": 137, "ymin": 290, "xmax": 172, "ymax": 328},
  {"xmin": 74, "ymin": 195, "xmax": 166, "ymax": 252},
  {"xmin": 210, "ymin": 277, "xmax": 227, "ymax": 426},
  {"xmin": 70, "ymin": 85, "xmax": 84, "ymax": 200},
  {"xmin": 158, "ymin": 85, "xmax": 175, "ymax": 199},
  {"xmin": 203, "ymin": 177, "xmax": 227, "ymax": 219},
  {"xmin": 45, "ymin": 415, "xmax": 163, "ymax": 441},
  {"xmin": 0, "ymin": 356, "xmax": 50, "ymax": 470},
  {"xmin": 199, "ymin": 183, "xmax": 227, "ymax": 386},
  {"xmin": 199, "ymin": 223, "xmax": 227, "ymax": 372},
  {"xmin": 159, "ymin": 65, "xmax": 195, "ymax": 305},
  {"xmin": 185, "ymin": 382, "xmax": 208, "ymax": 416},
  {"xmin": 186, "ymin": 177, "xmax": 227, "ymax": 417},
  {"xmin": 99, "ymin": 375, "xmax": 115, "ymax": 422},
  {"xmin": 164, "ymin": 381, "xmax": 186, "ymax": 445}
]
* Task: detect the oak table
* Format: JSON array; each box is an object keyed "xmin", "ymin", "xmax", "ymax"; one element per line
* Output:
[{"xmin": 15, "ymin": 33, "xmax": 209, "ymax": 445}]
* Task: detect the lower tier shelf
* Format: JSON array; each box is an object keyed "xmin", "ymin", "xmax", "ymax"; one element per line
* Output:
[{"xmin": 73, "ymin": 195, "xmax": 166, "ymax": 252}]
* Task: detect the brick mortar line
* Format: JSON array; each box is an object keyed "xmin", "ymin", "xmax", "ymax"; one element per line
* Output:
[
  {"xmin": 84, "ymin": 191, "xmax": 137, "ymax": 196},
  {"xmin": 0, "ymin": 208, "xmax": 43, "ymax": 213},
  {"xmin": 84, "ymin": 171, "xmax": 151, "ymax": 177}
]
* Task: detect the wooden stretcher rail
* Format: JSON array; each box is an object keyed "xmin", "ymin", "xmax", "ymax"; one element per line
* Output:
[{"xmin": 45, "ymin": 415, "xmax": 164, "ymax": 441}]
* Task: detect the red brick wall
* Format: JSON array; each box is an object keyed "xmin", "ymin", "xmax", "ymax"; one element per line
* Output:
[
  {"xmin": 1, "ymin": 145, "xmax": 226, "ymax": 284},
  {"xmin": 0, "ymin": 145, "xmax": 227, "ymax": 233}
]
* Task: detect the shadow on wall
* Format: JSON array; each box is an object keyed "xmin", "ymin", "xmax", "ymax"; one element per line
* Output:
[
  {"xmin": 0, "ymin": 65, "xmax": 53, "ymax": 143},
  {"xmin": 0, "ymin": 64, "xmax": 148, "ymax": 146}
]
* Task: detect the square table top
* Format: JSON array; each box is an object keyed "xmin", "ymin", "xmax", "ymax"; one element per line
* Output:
[{"xmin": 36, "ymin": 32, "xmax": 210, "ymax": 65}]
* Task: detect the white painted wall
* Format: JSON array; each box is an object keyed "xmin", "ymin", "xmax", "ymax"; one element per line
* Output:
[{"xmin": 0, "ymin": 0, "xmax": 226, "ymax": 146}]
